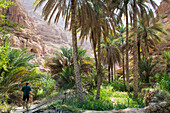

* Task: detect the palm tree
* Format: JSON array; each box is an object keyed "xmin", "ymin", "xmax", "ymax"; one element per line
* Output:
[
  {"xmin": 138, "ymin": 57, "xmax": 159, "ymax": 83},
  {"xmin": 46, "ymin": 46, "xmax": 93, "ymax": 89},
  {"xmin": 132, "ymin": 0, "xmax": 138, "ymax": 98},
  {"xmin": 78, "ymin": 0, "xmax": 122, "ymax": 99},
  {"xmin": 0, "ymin": 42, "xmax": 40, "ymax": 103},
  {"xmin": 117, "ymin": 0, "xmax": 159, "ymax": 98},
  {"xmin": 116, "ymin": 25, "xmax": 126, "ymax": 87},
  {"xmin": 137, "ymin": 16, "xmax": 167, "ymax": 61},
  {"xmin": 125, "ymin": 0, "xmax": 130, "ymax": 92},
  {"xmin": 131, "ymin": 14, "xmax": 167, "ymax": 81},
  {"xmin": 46, "ymin": 46, "xmax": 92, "ymax": 74},
  {"xmin": 133, "ymin": 0, "xmax": 159, "ymax": 97},
  {"xmin": 101, "ymin": 35, "xmax": 121, "ymax": 83},
  {"xmin": 35, "ymin": 0, "xmax": 86, "ymax": 101},
  {"xmin": 115, "ymin": 0, "xmax": 130, "ymax": 92}
]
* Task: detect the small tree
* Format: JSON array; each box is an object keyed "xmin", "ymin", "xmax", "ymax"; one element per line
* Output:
[{"xmin": 138, "ymin": 57, "xmax": 159, "ymax": 83}]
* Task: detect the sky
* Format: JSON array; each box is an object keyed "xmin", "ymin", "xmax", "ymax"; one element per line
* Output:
[{"xmin": 155, "ymin": 0, "xmax": 162, "ymax": 5}]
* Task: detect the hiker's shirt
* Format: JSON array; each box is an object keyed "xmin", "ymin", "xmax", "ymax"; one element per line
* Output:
[{"xmin": 21, "ymin": 85, "xmax": 31, "ymax": 95}]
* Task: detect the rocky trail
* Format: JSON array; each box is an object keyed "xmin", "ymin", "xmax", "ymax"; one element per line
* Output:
[
  {"xmin": 12, "ymin": 102, "xmax": 47, "ymax": 113},
  {"xmin": 12, "ymin": 102, "xmax": 67, "ymax": 113}
]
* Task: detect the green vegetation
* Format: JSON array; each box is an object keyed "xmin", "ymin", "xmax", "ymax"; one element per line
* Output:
[
  {"xmin": 0, "ymin": 40, "xmax": 55, "ymax": 110},
  {"xmin": 45, "ymin": 46, "xmax": 93, "ymax": 90},
  {"xmin": 138, "ymin": 57, "xmax": 159, "ymax": 83},
  {"xmin": 156, "ymin": 73, "xmax": 170, "ymax": 92},
  {"xmin": 46, "ymin": 84, "xmax": 145, "ymax": 112},
  {"xmin": 0, "ymin": 0, "xmax": 169, "ymax": 112}
]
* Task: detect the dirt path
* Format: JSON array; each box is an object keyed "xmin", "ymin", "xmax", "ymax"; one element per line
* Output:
[{"xmin": 11, "ymin": 102, "xmax": 47, "ymax": 113}]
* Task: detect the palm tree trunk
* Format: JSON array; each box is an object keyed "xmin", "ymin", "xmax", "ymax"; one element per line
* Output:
[
  {"xmin": 71, "ymin": 0, "xmax": 84, "ymax": 102},
  {"xmin": 125, "ymin": 0, "xmax": 130, "ymax": 92},
  {"xmin": 92, "ymin": 31, "xmax": 98, "ymax": 69},
  {"xmin": 122, "ymin": 40, "xmax": 125, "ymax": 90},
  {"xmin": 92, "ymin": 31, "xmax": 98, "ymax": 86},
  {"xmin": 111, "ymin": 64, "xmax": 113, "ymax": 82},
  {"xmin": 146, "ymin": 73, "xmax": 149, "ymax": 83},
  {"xmin": 133, "ymin": 0, "xmax": 139, "ymax": 98},
  {"xmin": 108, "ymin": 64, "xmax": 111, "ymax": 83},
  {"xmin": 138, "ymin": 37, "xmax": 141, "ymax": 63},
  {"xmin": 114, "ymin": 63, "xmax": 116, "ymax": 80},
  {"xmin": 96, "ymin": 35, "xmax": 101, "ymax": 99},
  {"xmin": 143, "ymin": 29, "xmax": 148, "ymax": 61},
  {"xmin": 138, "ymin": 36, "xmax": 142, "ymax": 81},
  {"xmin": 144, "ymin": 37, "xmax": 148, "ymax": 61}
]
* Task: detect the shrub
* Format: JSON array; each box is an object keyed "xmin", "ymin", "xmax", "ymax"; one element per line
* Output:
[
  {"xmin": 113, "ymin": 92, "xmax": 145, "ymax": 110},
  {"xmin": 73, "ymin": 86, "xmax": 114, "ymax": 111},
  {"xmin": 110, "ymin": 81, "xmax": 133, "ymax": 92},
  {"xmin": 157, "ymin": 73, "xmax": 170, "ymax": 92},
  {"xmin": 36, "ymin": 73, "xmax": 56, "ymax": 98}
]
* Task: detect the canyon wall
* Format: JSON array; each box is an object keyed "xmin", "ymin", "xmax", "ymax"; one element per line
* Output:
[
  {"xmin": 2, "ymin": 0, "xmax": 49, "ymax": 71},
  {"xmin": 157, "ymin": 0, "xmax": 170, "ymax": 51}
]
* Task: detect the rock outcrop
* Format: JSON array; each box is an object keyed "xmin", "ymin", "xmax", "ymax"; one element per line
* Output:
[
  {"xmin": 20, "ymin": 0, "xmax": 71, "ymax": 52},
  {"xmin": 2, "ymin": 0, "xmax": 34, "ymax": 29},
  {"xmin": 1, "ymin": 0, "xmax": 93, "ymax": 71},
  {"xmin": 2, "ymin": 0, "xmax": 49, "ymax": 71},
  {"xmin": 157, "ymin": 0, "xmax": 170, "ymax": 50},
  {"xmin": 20, "ymin": 0, "xmax": 92, "ymax": 55},
  {"xmin": 157, "ymin": 0, "xmax": 170, "ymax": 24}
]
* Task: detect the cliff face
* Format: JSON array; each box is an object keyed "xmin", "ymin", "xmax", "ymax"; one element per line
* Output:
[
  {"xmin": 20, "ymin": 0, "xmax": 71, "ymax": 52},
  {"xmin": 157, "ymin": 0, "xmax": 170, "ymax": 51},
  {"xmin": 2, "ymin": 0, "xmax": 34, "ymax": 28},
  {"xmin": 157, "ymin": 0, "xmax": 170, "ymax": 24},
  {"xmin": 2, "ymin": 0, "xmax": 49, "ymax": 71},
  {"xmin": 20, "ymin": 0, "xmax": 92, "ymax": 55},
  {"xmin": 4, "ymin": 0, "xmax": 71, "ymax": 53},
  {"xmin": 2, "ymin": 0, "xmax": 93, "ymax": 70}
]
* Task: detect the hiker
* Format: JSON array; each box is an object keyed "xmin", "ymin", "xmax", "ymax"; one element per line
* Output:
[{"xmin": 21, "ymin": 82, "xmax": 32, "ymax": 109}]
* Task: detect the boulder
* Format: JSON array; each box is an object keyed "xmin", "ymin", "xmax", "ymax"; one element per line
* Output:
[{"xmin": 159, "ymin": 101, "xmax": 170, "ymax": 108}]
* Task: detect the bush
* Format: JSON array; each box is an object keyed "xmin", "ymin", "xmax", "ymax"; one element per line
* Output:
[
  {"xmin": 109, "ymin": 81, "xmax": 133, "ymax": 92},
  {"xmin": 75, "ymin": 99, "xmax": 113, "ymax": 111},
  {"xmin": 112, "ymin": 92, "xmax": 144, "ymax": 110},
  {"xmin": 36, "ymin": 73, "xmax": 56, "ymax": 98},
  {"xmin": 48, "ymin": 95, "xmax": 114, "ymax": 112},
  {"xmin": 47, "ymin": 84, "xmax": 145, "ymax": 111},
  {"xmin": 157, "ymin": 73, "xmax": 170, "ymax": 92},
  {"xmin": 155, "ymin": 90, "xmax": 170, "ymax": 102},
  {"xmin": 72, "ymin": 86, "xmax": 114, "ymax": 111},
  {"xmin": 48, "ymin": 86, "xmax": 114, "ymax": 111}
]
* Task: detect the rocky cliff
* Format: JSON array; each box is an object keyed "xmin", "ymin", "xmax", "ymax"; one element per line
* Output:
[
  {"xmin": 20, "ymin": 0, "xmax": 92, "ymax": 55},
  {"xmin": 2, "ymin": 0, "xmax": 94, "ymax": 70},
  {"xmin": 4, "ymin": 0, "xmax": 71, "ymax": 53},
  {"xmin": 2, "ymin": 0, "xmax": 169, "ymax": 72},
  {"xmin": 157, "ymin": 0, "xmax": 170, "ymax": 24},
  {"xmin": 20, "ymin": 0, "xmax": 71, "ymax": 52},
  {"xmin": 2, "ymin": 0, "xmax": 49, "ymax": 71},
  {"xmin": 157, "ymin": 0, "xmax": 170, "ymax": 52},
  {"xmin": 2, "ymin": 0, "xmax": 34, "ymax": 28}
]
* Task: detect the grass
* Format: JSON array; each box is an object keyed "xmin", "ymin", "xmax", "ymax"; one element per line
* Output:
[
  {"xmin": 45, "ymin": 84, "xmax": 145, "ymax": 112},
  {"xmin": 112, "ymin": 92, "xmax": 128, "ymax": 98},
  {"xmin": 112, "ymin": 92, "xmax": 145, "ymax": 110}
]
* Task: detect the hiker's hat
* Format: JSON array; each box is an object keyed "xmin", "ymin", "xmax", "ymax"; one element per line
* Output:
[{"xmin": 26, "ymin": 82, "xmax": 29, "ymax": 84}]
